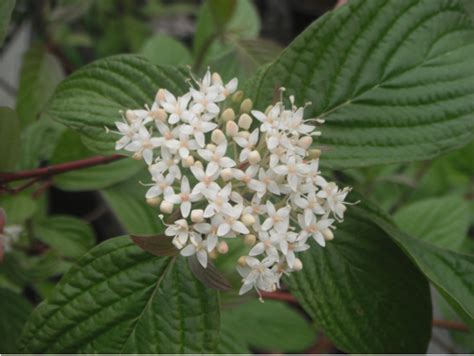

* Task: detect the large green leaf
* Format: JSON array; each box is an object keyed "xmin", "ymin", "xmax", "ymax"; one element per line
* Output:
[
  {"xmin": 0, "ymin": 288, "xmax": 33, "ymax": 353},
  {"xmin": 102, "ymin": 169, "xmax": 164, "ymax": 235},
  {"xmin": 51, "ymin": 130, "xmax": 143, "ymax": 191},
  {"xmin": 394, "ymin": 195, "xmax": 470, "ymax": 251},
  {"xmin": 287, "ymin": 203, "xmax": 432, "ymax": 353},
  {"xmin": 36, "ymin": 215, "xmax": 96, "ymax": 258},
  {"xmin": 16, "ymin": 46, "xmax": 65, "ymax": 127},
  {"xmin": 46, "ymin": 54, "xmax": 189, "ymax": 153},
  {"xmin": 251, "ymin": 0, "xmax": 474, "ymax": 168},
  {"xmin": 19, "ymin": 236, "xmax": 220, "ymax": 353},
  {"xmin": 219, "ymin": 299, "xmax": 315, "ymax": 353},
  {"xmin": 0, "ymin": 0, "xmax": 15, "ymax": 46},
  {"xmin": 355, "ymin": 196, "xmax": 474, "ymax": 327},
  {"xmin": 0, "ymin": 107, "xmax": 20, "ymax": 171},
  {"xmin": 140, "ymin": 34, "xmax": 192, "ymax": 66}
]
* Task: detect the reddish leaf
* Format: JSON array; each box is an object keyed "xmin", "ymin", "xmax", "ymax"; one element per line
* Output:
[
  {"xmin": 131, "ymin": 234, "xmax": 178, "ymax": 257},
  {"xmin": 188, "ymin": 255, "xmax": 232, "ymax": 291}
]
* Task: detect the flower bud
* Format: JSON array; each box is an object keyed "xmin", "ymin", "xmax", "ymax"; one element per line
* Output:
[
  {"xmin": 221, "ymin": 167, "xmax": 233, "ymax": 181},
  {"xmin": 221, "ymin": 108, "xmax": 235, "ymax": 122},
  {"xmin": 238, "ymin": 130, "xmax": 250, "ymax": 139},
  {"xmin": 194, "ymin": 160, "xmax": 204, "ymax": 169},
  {"xmin": 206, "ymin": 143, "xmax": 216, "ymax": 151},
  {"xmin": 155, "ymin": 88, "xmax": 166, "ymax": 104},
  {"xmin": 238, "ymin": 256, "xmax": 247, "ymax": 266},
  {"xmin": 226, "ymin": 121, "xmax": 239, "ymax": 137},
  {"xmin": 132, "ymin": 151, "xmax": 143, "ymax": 160},
  {"xmin": 238, "ymin": 113, "xmax": 252, "ymax": 129},
  {"xmin": 307, "ymin": 148, "xmax": 321, "ymax": 159},
  {"xmin": 212, "ymin": 72, "xmax": 223, "ymax": 85},
  {"xmin": 151, "ymin": 108, "xmax": 167, "ymax": 122},
  {"xmin": 160, "ymin": 200, "xmax": 173, "ymax": 214},
  {"xmin": 146, "ymin": 197, "xmax": 161, "ymax": 207},
  {"xmin": 244, "ymin": 234, "xmax": 256, "ymax": 246},
  {"xmin": 191, "ymin": 209, "xmax": 204, "ymax": 223},
  {"xmin": 232, "ymin": 90, "xmax": 244, "ymax": 103},
  {"xmin": 242, "ymin": 214, "xmax": 256, "ymax": 226},
  {"xmin": 293, "ymin": 258, "xmax": 303, "ymax": 271},
  {"xmin": 298, "ymin": 136, "xmax": 313, "ymax": 150},
  {"xmin": 322, "ymin": 228, "xmax": 334, "ymax": 241},
  {"xmin": 248, "ymin": 150, "xmax": 261, "ymax": 165},
  {"xmin": 240, "ymin": 98, "xmax": 253, "ymax": 113},
  {"xmin": 211, "ymin": 129, "xmax": 226, "ymax": 144},
  {"xmin": 217, "ymin": 241, "xmax": 229, "ymax": 254},
  {"xmin": 209, "ymin": 249, "xmax": 219, "ymax": 259},
  {"xmin": 126, "ymin": 110, "xmax": 137, "ymax": 123},
  {"xmin": 182, "ymin": 156, "xmax": 194, "ymax": 167}
]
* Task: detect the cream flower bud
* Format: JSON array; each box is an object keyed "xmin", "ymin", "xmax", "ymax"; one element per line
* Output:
[
  {"xmin": 298, "ymin": 136, "xmax": 313, "ymax": 149},
  {"xmin": 206, "ymin": 143, "xmax": 216, "ymax": 151},
  {"xmin": 293, "ymin": 258, "xmax": 303, "ymax": 271},
  {"xmin": 240, "ymin": 98, "xmax": 253, "ymax": 113},
  {"xmin": 238, "ymin": 113, "xmax": 252, "ymax": 129},
  {"xmin": 160, "ymin": 200, "xmax": 173, "ymax": 214},
  {"xmin": 194, "ymin": 160, "xmax": 204, "ymax": 169},
  {"xmin": 221, "ymin": 108, "xmax": 235, "ymax": 122},
  {"xmin": 209, "ymin": 249, "xmax": 219, "ymax": 259},
  {"xmin": 238, "ymin": 130, "xmax": 250, "ymax": 139},
  {"xmin": 132, "ymin": 152, "xmax": 142, "ymax": 160},
  {"xmin": 244, "ymin": 234, "xmax": 256, "ymax": 246},
  {"xmin": 232, "ymin": 90, "xmax": 244, "ymax": 103},
  {"xmin": 191, "ymin": 209, "xmax": 204, "ymax": 223},
  {"xmin": 307, "ymin": 148, "xmax": 321, "ymax": 159},
  {"xmin": 155, "ymin": 88, "xmax": 166, "ymax": 103},
  {"xmin": 248, "ymin": 150, "xmax": 261, "ymax": 165},
  {"xmin": 212, "ymin": 72, "xmax": 222, "ymax": 85},
  {"xmin": 151, "ymin": 108, "xmax": 167, "ymax": 122},
  {"xmin": 221, "ymin": 167, "xmax": 233, "ymax": 181},
  {"xmin": 217, "ymin": 241, "xmax": 229, "ymax": 254},
  {"xmin": 238, "ymin": 256, "xmax": 247, "ymax": 266},
  {"xmin": 242, "ymin": 214, "xmax": 256, "ymax": 226},
  {"xmin": 323, "ymin": 228, "xmax": 334, "ymax": 241},
  {"xmin": 226, "ymin": 121, "xmax": 239, "ymax": 137},
  {"xmin": 146, "ymin": 197, "xmax": 161, "ymax": 207},
  {"xmin": 182, "ymin": 156, "xmax": 194, "ymax": 167},
  {"xmin": 126, "ymin": 110, "xmax": 137, "ymax": 123},
  {"xmin": 211, "ymin": 129, "xmax": 226, "ymax": 144}
]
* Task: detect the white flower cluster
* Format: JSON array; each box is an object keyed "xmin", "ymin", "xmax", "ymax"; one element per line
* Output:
[{"xmin": 111, "ymin": 69, "xmax": 350, "ymax": 296}]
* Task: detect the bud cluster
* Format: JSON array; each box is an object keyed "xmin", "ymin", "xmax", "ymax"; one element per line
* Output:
[{"xmin": 111, "ymin": 69, "xmax": 350, "ymax": 296}]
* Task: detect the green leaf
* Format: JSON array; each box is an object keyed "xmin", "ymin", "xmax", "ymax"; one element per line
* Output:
[
  {"xmin": 0, "ymin": 288, "xmax": 33, "ymax": 353},
  {"xmin": 0, "ymin": 194, "xmax": 37, "ymax": 225},
  {"xmin": 208, "ymin": 0, "xmax": 237, "ymax": 29},
  {"xmin": 36, "ymin": 215, "xmax": 96, "ymax": 259},
  {"xmin": 16, "ymin": 46, "xmax": 65, "ymax": 127},
  {"xmin": 219, "ymin": 299, "xmax": 315, "ymax": 352},
  {"xmin": 46, "ymin": 54, "xmax": 189, "ymax": 153},
  {"xmin": 354, "ymin": 196, "xmax": 474, "ymax": 328},
  {"xmin": 102, "ymin": 169, "xmax": 164, "ymax": 235},
  {"xmin": 0, "ymin": 0, "xmax": 15, "ymax": 46},
  {"xmin": 140, "ymin": 34, "xmax": 192, "ymax": 66},
  {"xmin": 394, "ymin": 195, "xmax": 470, "ymax": 251},
  {"xmin": 19, "ymin": 117, "xmax": 66, "ymax": 170},
  {"xmin": 251, "ymin": 0, "xmax": 474, "ymax": 168},
  {"xmin": 19, "ymin": 236, "xmax": 220, "ymax": 353},
  {"xmin": 0, "ymin": 107, "xmax": 20, "ymax": 171},
  {"xmin": 51, "ymin": 130, "xmax": 143, "ymax": 191},
  {"xmin": 287, "ymin": 204, "xmax": 432, "ymax": 353}
]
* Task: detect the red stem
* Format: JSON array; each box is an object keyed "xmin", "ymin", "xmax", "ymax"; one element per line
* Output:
[{"xmin": 0, "ymin": 154, "xmax": 125, "ymax": 184}]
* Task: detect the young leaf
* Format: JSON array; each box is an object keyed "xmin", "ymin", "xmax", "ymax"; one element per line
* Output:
[
  {"xmin": 188, "ymin": 254, "xmax": 231, "ymax": 291},
  {"xmin": 46, "ymin": 54, "xmax": 189, "ymax": 153},
  {"xmin": 0, "ymin": 288, "xmax": 33, "ymax": 353},
  {"xmin": 287, "ymin": 205, "xmax": 432, "ymax": 353},
  {"xmin": 354, "ymin": 195, "xmax": 474, "ymax": 328},
  {"xmin": 394, "ymin": 195, "xmax": 470, "ymax": 251},
  {"xmin": 0, "ymin": 194, "xmax": 37, "ymax": 225},
  {"xmin": 0, "ymin": 107, "xmax": 20, "ymax": 172},
  {"xmin": 140, "ymin": 34, "xmax": 192, "ymax": 66},
  {"xmin": 19, "ymin": 236, "xmax": 220, "ymax": 353},
  {"xmin": 0, "ymin": 0, "xmax": 15, "ymax": 46},
  {"xmin": 251, "ymin": 0, "xmax": 474, "ymax": 168},
  {"xmin": 16, "ymin": 46, "xmax": 65, "ymax": 127},
  {"xmin": 131, "ymin": 234, "xmax": 178, "ymax": 257},
  {"xmin": 51, "ymin": 130, "xmax": 143, "ymax": 191},
  {"xmin": 36, "ymin": 215, "xmax": 96, "ymax": 259},
  {"xmin": 219, "ymin": 299, "xmax": 315, "ymax": 352}
]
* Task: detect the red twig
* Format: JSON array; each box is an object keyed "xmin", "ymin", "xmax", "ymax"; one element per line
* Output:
[
  {"xmin": 0, "ymin": 154, "xmax": 124, "ymax": 184},
  {"xmin": 432, "ymin": 319, "xmax": 470, "ymax": 332},
  {"xmin": 260, "ymin": 291, "xmax": 298, "ymax": 304}
]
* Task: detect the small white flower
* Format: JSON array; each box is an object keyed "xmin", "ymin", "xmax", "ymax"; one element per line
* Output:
[
  {"xmin": 165, "ymin": 219, "xmax": 192, "ymax": 249},
  {"xmin": 124, "ymin": 126, "xmax": 161, "ymax": 165},
  {"xmin": 180, "ymin": 234, "xmax": 209, "ymax": 268},
  {"xmin": 237, "ymin": 256, "xmax": 279, "ymax": 295},
  {"xmin": 273, "ymin": 156, "xmax": 310, "ymax": 191},
  {"xmin": 298, "ymin": 214, "xmax": 334, "ymax": 247},
  {"xmin": 198, "ymin": 142, "xmax": 236, "ymax": 172},
  {"xmin": 190, "ymin": 163, "xmax": 220, "ymax": 197},
  {"xmin": 145, "ymin": 171, "xmax": 175, "ymax": 199},
  {"xmin": 261, "ymin": 201, "xmax": 290, "ymax": 233},
  {"xmin": 234, "ymin": 129, "xmax": 259, "ymax": 162},
  {"xmin": 164, "ymin": 176, "xmax": 201, "ymax": 217},
  {"xmin": 160, "ymin": 90, "xmax": 193, "ymax": 124},
  {"xmin": 181, "ymin": 116, "xmax": 218, "ymax": 148},
  {"xmin": 0, "ymin": 225, "xmax": 22, "ymax": 253}
]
